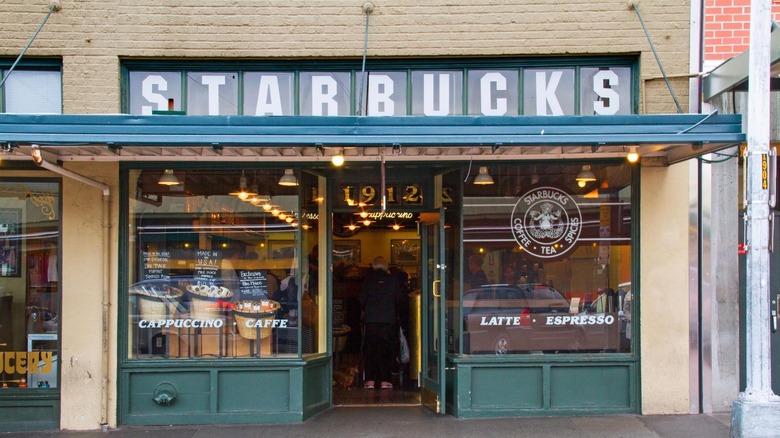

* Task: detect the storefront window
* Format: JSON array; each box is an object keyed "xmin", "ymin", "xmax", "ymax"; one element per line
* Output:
[
  {"xmin": 126, "ymin": 168, "xmax": 301, "ymax": 359},
  {"xmin": 0, "ymin": 180, "xmax": 60, "ymax": 388},
  {"xmin": 461, "ymin": 163, "xmax": 633, "ymax": 355}
]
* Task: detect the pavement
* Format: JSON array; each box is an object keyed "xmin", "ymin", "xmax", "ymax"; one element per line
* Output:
[{"xmin": 2, "ymin": 407, "xmax": 733, "ymax": 438}]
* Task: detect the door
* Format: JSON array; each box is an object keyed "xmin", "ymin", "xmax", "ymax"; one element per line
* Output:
[{"xmin": 421, "ymin": 209, "xmax": 446, "ymax": 413}]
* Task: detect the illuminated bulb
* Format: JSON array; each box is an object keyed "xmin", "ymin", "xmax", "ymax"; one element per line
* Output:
[
  {"xmin": 285, "ymin": 216, "xmax": 294, "ymax": 223},
  {"xmin": 315, "ymin": 196, "xmax": 325, "ymax": 204},
  {"xmin": 262, "ymin": 203, "xmax": 272, "ymax": 211},
  {"xmin": 249, "ymin": 197, "xmax": 262, "ymax": 206},
  {"xmin": 392, "ymin": 224, "xmax": 401, "ymax": 231},
  {"xmin": 291, "ymin": 221, "xmax": 298, "ymax": 227},
  {"xmin": 260, "ymin": 242, "xmax": 265, "ymax": 248},
  {"xmin": 331, "ymin": 149, "xmax": 345, "ymax": 167},
  {"xmin": 238, "ymin": 191, "xmax": 249, "ymax": 201},
  {"xmin": 360, "ymin": 211, "xmax": 369, "ymax": 219},
  {"xmin": 578, "ymin": 180, "xmax": 586, "ymax": 188},
  {"xmin": 279, "ymin": 212, "xmax": 287, "ymax": 220},
  {"xmin": 184, "ymin": 243, "xmax": 190, "ymax": 248},
  {"xmin": 221, "ymin": 243, "xmax": 228, "ymax": 248},
  {"xmin": 302, "ymin": 224, "xmax": 311, "ymax": 230},
  {"xmin": 271, "ymin": 208, "xmax": 280, "ymax": 216},
  {"xmin": 627, "ymin": 146, "xmax": 639, "ymax": 163},
  {"xmin": 363, "ymin": 219, "xmax": 372, "ymax": 226},
  {"xmin": 479, "ymin": 248, "xmax": 484, "ymax": 253},
  {"xmin": 348, "ymin": 224, "xmax": 357, "ymax": 231}
]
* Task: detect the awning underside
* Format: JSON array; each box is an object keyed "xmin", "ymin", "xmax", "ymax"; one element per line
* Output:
[{"xmin": 0, "ymin": 113, "xmax": 744, "ymax": 165}]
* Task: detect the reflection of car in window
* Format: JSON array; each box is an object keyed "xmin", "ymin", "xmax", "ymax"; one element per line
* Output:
[{"xmin": 462, "ymin": 284, "xmax": 623, "ymax": 355}]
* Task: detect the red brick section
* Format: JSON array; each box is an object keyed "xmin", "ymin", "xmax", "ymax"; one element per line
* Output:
[{"xmin": 705, "ymin": 0, "xmax": 780, "ymax": 62}]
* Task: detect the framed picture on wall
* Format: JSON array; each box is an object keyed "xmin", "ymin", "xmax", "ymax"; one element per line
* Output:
[
  {"xmin": 268, "ymin": 240, "xmax": 295, "ymax": 260},
  {"xmin": 0, "ymin": 208, "xmax": 21, "ymax": 277},
  {"xmin": 333, "ymin": 240, "xmax": 361, "ymax": 264},
  {"xmin": 391, "ymin": 239, "xmax": 420, "ymax": 265}
]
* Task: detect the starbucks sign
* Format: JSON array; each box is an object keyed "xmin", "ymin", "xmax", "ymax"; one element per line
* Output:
[{"xmin": 511, "ymin": 187, "xmax": 582, "ymax": 259}]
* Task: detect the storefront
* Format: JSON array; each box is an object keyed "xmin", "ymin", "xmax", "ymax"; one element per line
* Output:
[{"xmin": 0, "ymin": 54, "xmax": 745, "ymax": 429}]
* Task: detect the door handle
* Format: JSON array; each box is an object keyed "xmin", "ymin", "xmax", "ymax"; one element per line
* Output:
[{"xmin": 432, "ymin": 280, "xmax": 441, "ymax": 298}]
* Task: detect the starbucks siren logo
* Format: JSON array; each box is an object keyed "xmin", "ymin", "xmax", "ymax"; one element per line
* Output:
[{"xmin": 511, "ymin": 187, "xmax": 582, "ymax": 259}]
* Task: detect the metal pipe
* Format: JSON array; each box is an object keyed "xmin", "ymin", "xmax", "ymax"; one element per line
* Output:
[
  {"xmin": 356, "ymin": 2, "xmax": 373, "ymax": 116},
  {"xmin": 630, "ymin": 1, "xmax": 684, "ymax": 114},
  {"xmin": 0, "ymin": 2, "xmax": 60, "ymax": 91}
]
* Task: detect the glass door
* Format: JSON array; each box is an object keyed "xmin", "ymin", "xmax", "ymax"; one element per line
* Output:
[{"xmin": 421, "ymin": 174, "xmax": 447, "ymax": 413}]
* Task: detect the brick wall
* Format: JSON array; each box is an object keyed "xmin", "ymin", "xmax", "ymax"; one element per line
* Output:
[
  {"xmin": 705, "ymin": 0, "xmax": 780, "ymax": 62},
  {"xmin": 0, "ymin": 0, "xmax": 692, "ymax": 115}
]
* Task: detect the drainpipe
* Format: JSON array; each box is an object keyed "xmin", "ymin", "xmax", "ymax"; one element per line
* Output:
[{"xmin": 30, "ymin": 145, "xmax": 112, "ymax": 430}]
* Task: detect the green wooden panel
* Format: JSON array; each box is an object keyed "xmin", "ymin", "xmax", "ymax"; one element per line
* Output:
[
  {"xmin": 471, "ymin": 366, "xmax": 543, "ymax": 409},
  {"xmin": 217, "ymin": 370, "xmax": 290, "ymax": 413},
  {"xmin": 0, "ymin": 400, "xmax": 59, "ymax": 432},
  {"xmin": 128, "ymin": 371, "xmax": 211, "ymax": 415},
  {"xmin": 550, "ymin": 365, "xmax": 630, "ymax": 408}
]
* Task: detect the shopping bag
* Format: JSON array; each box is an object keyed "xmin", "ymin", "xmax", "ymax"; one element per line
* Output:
[{"xmin": 399, "ymin": 327, "xmax": 410, "ymax": 364}]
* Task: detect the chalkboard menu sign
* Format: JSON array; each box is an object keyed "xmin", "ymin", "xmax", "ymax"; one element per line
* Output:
[
  {"xmin": 238, "ymin": 270, "xmax": 268, "ymax": 299},
  {"xmin": 142, "ymin": 251, "xmax": 170, "ymax": 281},
  {"xmin": 333, "ymin": 299, "xmax": 345, "ymax": 327},
  {"xmin": 193, "ymin": 250, "xmax": 221, "ymax": 286}
]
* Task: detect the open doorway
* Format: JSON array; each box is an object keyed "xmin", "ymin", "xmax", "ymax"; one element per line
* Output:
[{"xmin": 331, "ymin": 211, "xmax": 422, "ymax": 406}]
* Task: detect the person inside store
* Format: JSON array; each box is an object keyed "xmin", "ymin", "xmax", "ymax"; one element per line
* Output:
[
  {"xmin": 501, "ymin": 264, "xmax": 518, "ymax": 286},
  {"xmin": 360, "ymin": 256, "xmax": 403, "ymax": 390},
  {"xmin": 466, "ymin": 254, "xmax": 488, "ymax": 290}
]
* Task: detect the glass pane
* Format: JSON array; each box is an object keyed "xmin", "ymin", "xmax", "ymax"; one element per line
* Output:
[
  {"xmin": 411, "ymin": 70, "xmax": 463, "ymax": 116},
  {"xmin": 299, "ymin": 72, "xmax": 351, "ymax": 116},
  {"xmin": 126, "ymin": 168, "xmax": 300, "ymax": 359},
  {"xmin": 243, "ymin": 72, "xmax": 294, "ymax": 116},
  {"xmin": 300, "ymin": 172, "xmax": 325, "ymax": 355},
  {"xmin": 522, "ymin": 68, "xmax": 575, "ymax": 115},
  {"xmin": 128, "ymin": 71, "xmax": 183, "ymax": 115},
  {"xmin": 0, "ymin": 181, "xmax": 60, "ymax": 389},
  {"xmin": 358, "ymin": 71, "xmax": 407, "ymax": 116},
  {"xmin": 467, "ymin": 70, "xmax": 518, "ymax": 116},
  {"xmin": 462, "ymin": 164, "xmax": 632, "ymax": 355},
  {"xmin": 580, "ymin": 67, "xmax": 632, "ymax": 115},
  {"xmin": 425, "ymin": 220, "xmax": 440, "ymax": 382},
  {"xmin": 186, "ymin": 72, "xmax": 238, "ymax": 116},
  {"xmin": 4, "ymin": 70, "xmax": 61, "ymax": 114}
]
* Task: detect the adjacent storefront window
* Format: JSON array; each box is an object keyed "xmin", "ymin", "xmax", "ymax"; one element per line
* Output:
[
  {"xmin": 0, "ymin": 180, "xmax": 60, "ymax": 388},
  {"xmin": 126, "ymin": 168, "xmax": 303, "ymax": 359},
  {"xmin": 461, "ymin": 163, "xmax": 633, "ymax": 354}
]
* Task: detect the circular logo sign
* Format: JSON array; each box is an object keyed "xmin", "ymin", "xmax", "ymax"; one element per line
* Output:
[{"xmin": 511, "ymin": 186, "xmax": 582, "ymax": 259}]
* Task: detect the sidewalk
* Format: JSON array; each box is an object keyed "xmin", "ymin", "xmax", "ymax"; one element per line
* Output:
[{"xmin": 3, "ymin": 407, "xmax": 732, "ymax": 438}]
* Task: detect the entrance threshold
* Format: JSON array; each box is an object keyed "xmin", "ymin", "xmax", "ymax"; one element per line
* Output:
[{"xmin": 333, "ymin": 387, "xmax": 421, "ymax": 407}]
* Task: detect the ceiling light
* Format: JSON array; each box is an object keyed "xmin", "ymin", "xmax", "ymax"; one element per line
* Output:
[
  {"xmin": 30, "ymin": 144, "xmax": 42, "ymax": 166},
  {"xmin": 359, "ymin": 211, "xmax": 369, "ymax": 219},
  {"xmin": 241, "ymin": 185, "xmax": 261, "ymax": 202},
  {"xmin": 626, "ymin": 146, "xmax": 639, "ymax": 163},
  {"xmin": 362, "ymin": 219, "xmax": 374, "ymax": 226},
  {"xmin": 291, "ymin": 221, "xmax": 298, "ymax": 227},
  {"xmin": 278, "ymin": 212, "xmax": 287, "ymax": 220},
  {"xmin": 271, "ymin": 207, "xmax": 280, "ymax": 216},
  {"xmin": 390, "ymin": 224, "xmax": 403, "ymax": 231},
  {"xmin": 278, "ymin": 169, "xmax": 298, "ymax": 187},
  {"xmin": 331, "ymin": 148, "xmax": 345, "ymax": 167},
  {"xmin": 344, "ymin": 224, "xmax": 360, "ymax": 231},
  {"xmin": 229, "ymin": 170, "xmax": 257, "ymax": 199},
  {"xmin": 285, "ymin": 216, "xmax": 294, "ymax": 223},
  {"xmin": 262, "ymin": 203, "xmax": 273, "ymax": 211},
  {"xmin": 301, "ymin": 224, "xmax": 311, "ymax": 230},
  {"xmin": 575, "ymin": 165, "xmax": 597, "ymax": 188},
  {"xmin": 473, "ymin": 166, "xmax": 495, "ymax": 185},
  {"xmin": 158, "ymin": 169, "xmax": 181, "ymax": 186}
]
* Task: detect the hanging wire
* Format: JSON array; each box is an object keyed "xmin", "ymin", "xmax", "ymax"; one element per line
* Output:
[
  {"xmin": 0, "ymin": 3, "xmax": 59, "ymax": 91},
  {"xmin": 356, "ymin": 4, "xmax": 373, "ymax": 116},
  {"xmin": 630, "ymin": 1, "xmax": 683, "ymax": 114}
]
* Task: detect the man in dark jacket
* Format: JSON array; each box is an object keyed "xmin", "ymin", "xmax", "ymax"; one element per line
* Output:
[{"xmin": 360, "ymin": 256, "xmax": 403, "ymax": 389}]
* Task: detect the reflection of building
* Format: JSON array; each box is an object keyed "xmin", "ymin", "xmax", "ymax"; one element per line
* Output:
[{"xmin": 0, "ymin": 1, "xmax": 750, "ymax": 432}]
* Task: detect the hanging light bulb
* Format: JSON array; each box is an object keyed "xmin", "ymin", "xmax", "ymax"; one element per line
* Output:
[
  {"xmin": 575, "ymin": 165, "xmax": 597, "ymax": 188},
  {"xmin": 359, "ymin": 211, "xmax": 369, "ymax": 219},
  {"xmin": 301, "ymin": 224, "xmax": 311, "ymax": 230},
  {"xmin": 331, "ymin": 148, "xmax": 345, "ymax": 167},
  {"xmin": 291, "ymin": 221, "xmax": 298, "ymax": 228},
  {"xmin": 278, "ymin": 169, "xmax": 298, "ymax": 186},
  {"xmin": 362, "ymin": 219, "xmax": 374, "ymax": 227},
  {"xmin": 626, "ymin": 146, "xmax": 639, "ymax": 163},
  {"xmin": 390, "ymin": 223, "xmax": 403, "ymax": 231},
  {"xmin": 158, "ymin": 169, "xmax": 181, "ymax": 186},
  {"xmin": 285, "ymin": 216, "xmax": 294, "ymax": 223},
  {"xmin": 278, "ymin": 212, "xmax": 287, "ymax": 220},
  {"xmin": 262, "ymin": 203, "xmax": 273, "ymax": 211},
  {"xmin": 228, "ymin": 170, "xmax": 257, "ymax": 199},
  {"xmin": 271, "ymin": 207, "xmax": 280, "ymax": 216},
  {"xmin": 473, "ymin": 167, "xmax": 495, "ymax": 185}
]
